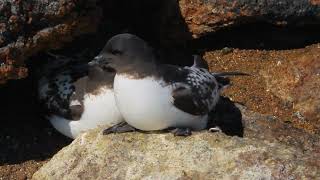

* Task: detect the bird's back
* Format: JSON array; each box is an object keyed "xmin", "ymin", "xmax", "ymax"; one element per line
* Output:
[
  {"xmin": 38, "ymin": 55, "xmax": 89, "ymax": 120},
  {"xmin": 158, "ymin": 64, "xmax": 220, "ymax": 116}
]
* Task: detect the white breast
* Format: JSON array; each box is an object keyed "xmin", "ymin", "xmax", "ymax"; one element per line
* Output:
[
  {"xmin": 113, "ymin": 74, "xmax": 208, "ymax": 131},
  {"xmin": 49, "ymin": 88, "xmax": 123, "ymax": 139}
]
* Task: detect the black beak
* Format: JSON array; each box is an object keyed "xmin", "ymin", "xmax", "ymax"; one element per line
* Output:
[
  {"xmin": 88, "ymin": 55, "xmax": 102, "ymax": 66},
  {"xmin": 88, "ymin": 61, "xmax": 98, "ymax": 66}
]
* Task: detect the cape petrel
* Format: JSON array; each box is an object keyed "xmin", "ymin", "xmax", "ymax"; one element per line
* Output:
[
  {"xmin": 38, "ymin": 53, "xmax": 123, "ymax": 139},
  {"xmin": 93, "ymin": 33, "xmax": 248, "ymax": 136}
]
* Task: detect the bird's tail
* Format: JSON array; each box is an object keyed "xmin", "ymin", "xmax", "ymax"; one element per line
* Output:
[
  {"xmin": 191, "ymin": 55, "xmax": 209, "ymax": 70},
  {"xmin": 212, "ymin": 71, "xmax": 250, "ymax": 90}
]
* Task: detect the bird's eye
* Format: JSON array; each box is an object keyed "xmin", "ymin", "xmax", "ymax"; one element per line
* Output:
[{"xmin": 111, "ymin": 49, "xmax": 122, "ymax": 55}]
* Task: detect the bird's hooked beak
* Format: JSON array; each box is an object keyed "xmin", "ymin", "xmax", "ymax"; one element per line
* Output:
[
  {"xmin": 88, "ymin": 55, "xmax": 103, "ymax": 67},
  {"xmin": 88, "ymin": 54, "xmax": 116, "ymax": 73}
]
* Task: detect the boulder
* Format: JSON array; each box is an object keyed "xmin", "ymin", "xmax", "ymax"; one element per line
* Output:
[
  {"xmin": 261, "ymin": 45, "xmax": 320, "ymax": 134},
  {"xmin": 179, "ymin": 0, "xmax": 320, "ymax": 38},
  {"xmin": 0, "ymin": 0, "xmax": 101, "ymax": 83},
  {"xmin": 1, "ymin": 0, "xmax": 320, "ymax": 83},
  {"xmin": 33, "ymin": 102, "xmax": 320, "ymax": 179},
  {"xmin": 203, "ymin": 43, "xmax": 320, "ymax": 134}
]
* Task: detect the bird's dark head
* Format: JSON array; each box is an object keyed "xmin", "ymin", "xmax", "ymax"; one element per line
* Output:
[{"xmin": 88, "ymin": 33, "xmax": 155, "ymax": 73}]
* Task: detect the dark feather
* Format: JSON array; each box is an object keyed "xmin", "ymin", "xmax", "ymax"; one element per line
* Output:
[
  {"xmin": 192, "ymin": 55, "xmax": 209, "ymax": 70},
  {"xmin": 213, "ymin": 72, "xmax": 250, "ymax": 77},
  {"xmin": 38, "ymin": 54, "xmax": 89, "ymax": 121},
  {"xmin": 39, "ymin": 57, "xmax": 116, "ymax": 121},
  {"xmin": 172, "ymin": 86, "xmax": 205, "ymax": 115},
  {"xmin": 160, "ymin": 65, "xmax": 219, "ymax": 116},
  {"xmin": 39, "ymin": 73, "xmax": 83, "ymax": 120},
  {"xmin": 212, "ymin": 71, "xmax": 250, "ymax": 89}
]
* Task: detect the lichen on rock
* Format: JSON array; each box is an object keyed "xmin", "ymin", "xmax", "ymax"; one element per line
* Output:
[
  {"xmin": 261, "ymin": 45, "xmax": 320, "ymax": 134},
  {"xmin": 32, "ymin": 127, "xmax": 320, "ymax": 179},
  {"xmin": 33, "ymin": 99, "xmax": 320, "ymax": 180}
]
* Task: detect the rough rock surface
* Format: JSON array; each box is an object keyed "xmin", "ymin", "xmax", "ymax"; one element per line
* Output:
[
  {"xmin": 261, "ymin": 45, "xmax": 320, "ymax": 134},
  {"xmin": 204, "ymin": 43, "xmax": 320, "ymax": 134},
  {"xmin": 1, "ymin": 0, "xmax": 320, "ymax": 83},
  {"xmin": 239, "ymin": 105, "xmax": 320, "ymax": 158},
  {"xmin": 1, "ymin": 0, "xmax": 320, "ymax": 178},
  {"xmin": 0, "ymin": 0, "xmax": 101, "ymax": 83},
  {"xmin": 179, "ymin": 0, "xmax": 320, "ymax": 38},
  {"xmin": 33, "ymin": 102, "xmax": 320, "ymax": 179}
]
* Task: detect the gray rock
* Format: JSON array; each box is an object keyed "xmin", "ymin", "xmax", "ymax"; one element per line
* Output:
[{"xmin": 33, "ymin": 119, "xmax": 320, "ymax": 179}]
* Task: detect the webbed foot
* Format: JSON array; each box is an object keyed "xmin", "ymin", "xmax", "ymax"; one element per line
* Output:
[
  {"xmin": 171, "ymin": 128, "xmax": 192, "ymax": 136},
  {"xmin": 103, "ymin": 122, "xmax": 136, "ymax": 135}
]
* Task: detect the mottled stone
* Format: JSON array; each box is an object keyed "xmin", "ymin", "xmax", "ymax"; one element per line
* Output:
[
  {"xmin": 261, "ymin": 45, "xmax": 320, "ymax": 134},
  {"xmin": 1, "ymin": 0, "xmax": 320, "ymax": 83},
  {"xmin": 33, "ymin": 106, "xmax": 320, "ymax": 180},
  {"xmin": 0, "ymin": 0, "xmax": 101, "ymax": 83},
  {"xmin": 179, "ymin": 0, "xmax": 320, "ymax": 38}
]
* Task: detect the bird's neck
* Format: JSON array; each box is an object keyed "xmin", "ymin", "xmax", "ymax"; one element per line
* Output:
[
  {"xmin": 115, "ymin": 60, "xmax": 158, "ymax": 79},
  {"xmin": 86, "ymin": 66, "xmax": 115, "ymax": 93}
]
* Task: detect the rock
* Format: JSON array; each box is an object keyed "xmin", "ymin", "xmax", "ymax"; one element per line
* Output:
[
  {"xmin": 212, "ymin": 98, "xmax": 320, "ymax": 155},
  {"xmin": 33, "ymin": 101, "xmax": 320, "ymax": 179},
  {"xmin": 260, "ymin": 44, "xmax": 320, "ymax": 134},
  {"xmin": 203, "ymin": 44, "xmax": 320, "ymax": 134},
  {"xmin": 179, "ymin": 0, "xmax": 320, "ymax": 38},
  {"xmin": 32, "ymin": 131, "xmax": 320, "ymax": 179},
  {"xmin": 0, "ymin": 0, "xmax": 101, "ymax": 83},
  {"xmin": 239, "ymin": 104, "xmax": 320, "ymax": 157},
  {"xmin": 1, "ymin": 0, "xmax": 320, "ymax": 83},
  {"xmin": 102, "ymin": 0, "xmax": 320, "ymax": 44}
]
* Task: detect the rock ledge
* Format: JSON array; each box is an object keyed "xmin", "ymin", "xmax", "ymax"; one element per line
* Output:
[{"xmin": 33, "ymin": 129, "xmax": 319, "ymax": 179}]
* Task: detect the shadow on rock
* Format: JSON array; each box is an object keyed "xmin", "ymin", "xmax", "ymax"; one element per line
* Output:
[
  {"xmin": 100, "ymin": 0, "xmax": 195, "ymax": 67},
  {"xmin": 190, "ymin": 23, "xmax": 320, "ymax": 51},
  {"xmin": 208, "ymin": 97, "xmax": 244, "ymax": 137},
  {"xmin": 0, "ymin": 72, "xmax": 71, "ymax": 165}
]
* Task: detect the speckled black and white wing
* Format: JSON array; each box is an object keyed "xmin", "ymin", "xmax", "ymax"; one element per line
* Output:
[
  {"xmin": 38, "ymin": 59, "xmax": 88, "ymax": 120},
  {"xmin": 161, "ymin": 65, "xmax": 220, "ymax": 116}
]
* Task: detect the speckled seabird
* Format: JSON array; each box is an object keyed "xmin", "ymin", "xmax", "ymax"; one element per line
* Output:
[
  {"xmin": 38, "ymin": 53, "xmax": 123, "ymax": 139},
  {"xmin": 94, "ymin": 33, "xmax": 248, "ymax": 136}
]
